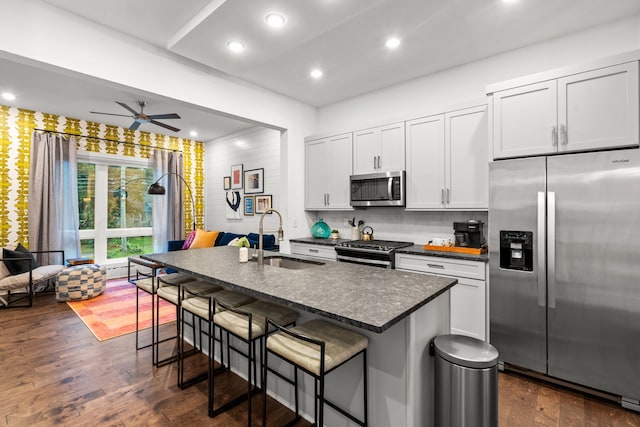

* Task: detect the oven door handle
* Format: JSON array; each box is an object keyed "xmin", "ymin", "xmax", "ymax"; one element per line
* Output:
[{"xmin": 336, "ymin": 254, "xmax": 392, "ymax": 267}]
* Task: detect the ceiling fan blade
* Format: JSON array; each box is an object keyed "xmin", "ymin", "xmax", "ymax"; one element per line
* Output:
[
  {"xmin": 90, "ymin": 111, "xmax": 132, "ymax": 118},
  {"xmin": 116, "ymin": 101, "xmax": 139, "ymax": 115},
  {"xmin": 150, "ymin": 119, "xmax": 180, "ymax": 133},
  {"xmin": 129, "ymin": 121, "xmax": 141, "ymax": 131},
  {"xmin": 147, "ymin": 113, "xmax": 181, "ymax": 120}
]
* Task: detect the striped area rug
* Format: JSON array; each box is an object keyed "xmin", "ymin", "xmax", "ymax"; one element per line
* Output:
[{"xmin": 66, "ymin": 277, "xmax": 176, "ymax": 341}]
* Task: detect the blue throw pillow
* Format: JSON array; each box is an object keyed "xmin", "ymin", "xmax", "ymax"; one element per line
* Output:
[
  {"xmin": 247, "ymin": 233, "xmax": 275, "ymax": 250},
  {"xmin": 218, "ymin": 232, "xmax": 245, "ymax": 246},
  {"xmin": 3, "ymin": 243, "xmax": 37, "ymax": 275}
]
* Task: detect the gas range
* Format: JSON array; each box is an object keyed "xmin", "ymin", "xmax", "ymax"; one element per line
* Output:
[{"xmin": 335, "ymin": 239, "xmax": 414, "ymax": 268}]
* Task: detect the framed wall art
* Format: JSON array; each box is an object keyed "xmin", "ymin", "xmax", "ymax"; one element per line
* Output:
[
  {"xmin": 243, "ymin": 168, "xmax": 264, "ymax": 194},
  {"xmin": 231, "ymin": 164, "xmax": 243, "ymax": 189},
  {"xmin": 244, "ymin": 195, "xmax": 254, "ymax": 216},
  {"xmin": 223, "ymin": 176, "xmax": 231, "ymax": 190},
  {"xmin": 255, "ymin": 194, "xmax": 272, "ymax": 214}
]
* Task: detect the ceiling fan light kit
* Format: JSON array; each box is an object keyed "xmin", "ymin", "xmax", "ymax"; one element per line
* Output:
[{"xmin": 90, "ymin": 100, "xmax": 181, "ymax": 132}]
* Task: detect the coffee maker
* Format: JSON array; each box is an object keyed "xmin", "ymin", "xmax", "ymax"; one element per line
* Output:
[{"xmin": 453, "ymin": 220, "xmax": 485, "ymax": 248}]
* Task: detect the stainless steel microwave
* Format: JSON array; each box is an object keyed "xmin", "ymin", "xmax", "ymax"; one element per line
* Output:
[{"xmin": 350, "ymin": 171, "xmax": 405, "ymax": 207}]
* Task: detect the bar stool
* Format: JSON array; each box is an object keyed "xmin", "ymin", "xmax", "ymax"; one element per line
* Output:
[
  {"xmin": 128, "ymin": 256, "xmax": 164, "ymax": 360},
  {"xmin": 156, "ymin": 278, "xmax": 221, "ymax": 370},
  {"xmin": 211, "ymin": 299, "xmax": 298, "ymax": 424},
  {"xmin": 179, "ymin": 286, "xmax": 255, "ymax": 389},
  {"xmin": 263, "ymin": 319, "xmax": 369, "ymax": 427},
  {"xmin": 151, "ymin": 273, "xmax": 196, "ymax": 366}
]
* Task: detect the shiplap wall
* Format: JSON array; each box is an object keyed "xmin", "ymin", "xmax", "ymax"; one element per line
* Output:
[{"xmin": 204, "ymin": 127, "xmax": 281, "ymax": 235}]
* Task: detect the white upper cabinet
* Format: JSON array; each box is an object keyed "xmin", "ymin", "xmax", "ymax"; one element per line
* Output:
[
  {"xmin": 491, "ymin": 61, "xmax": 639, "ymax": 159},
  {"xmin": 492, "ymin": 81, "xmax": 557, "ymax": 158},
  {"xmin": 406, "ymin": 114, "xmax": 445, "ymax": 209},
  {"xmin": 353, "ymin": 122, "xmax": 405, "ymax": 174},
  {"xmin": 305, "ymin": 133, "xmax": 353, "ymax": 210},
  {"xmin": 406, "ymin": 104, "xmax": 488, "ymax": 210},
  {"xmin": 446, "ymin": 105, "xmax": 489, "ymax": 209},
  {"xmin": 558, "ymin": 63, "xmax": 639, "ymax": 152}
]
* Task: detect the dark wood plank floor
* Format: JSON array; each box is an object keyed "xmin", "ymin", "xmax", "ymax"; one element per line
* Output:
[{"xmin": 2, "ymin": 291, "xmax": 639, "ymax": 426}]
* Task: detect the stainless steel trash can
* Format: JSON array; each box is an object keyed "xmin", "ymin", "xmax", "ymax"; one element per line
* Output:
[{"xmin": 434, "ymin": 334, "xmax": 499, "ymax": 427}]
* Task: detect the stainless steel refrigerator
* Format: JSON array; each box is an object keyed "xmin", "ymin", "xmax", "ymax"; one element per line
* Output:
[{"xmin": 489, "ymin": 148, "xmax": 640, "ymax": 410}]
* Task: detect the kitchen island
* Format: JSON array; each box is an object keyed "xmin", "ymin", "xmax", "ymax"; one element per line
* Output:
[{"xmin": 142, "ymin": 246, "xmax": 457, "ymax": 426}]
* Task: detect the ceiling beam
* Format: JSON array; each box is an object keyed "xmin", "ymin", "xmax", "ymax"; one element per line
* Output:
[{"xmin": 166, "ymin": 0, "xmax": 227, "ymax": 51}]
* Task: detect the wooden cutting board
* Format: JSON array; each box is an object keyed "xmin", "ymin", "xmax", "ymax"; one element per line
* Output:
[{"xmin": 422, "ymin": 245, "xmax": 488, "ymax": 255}]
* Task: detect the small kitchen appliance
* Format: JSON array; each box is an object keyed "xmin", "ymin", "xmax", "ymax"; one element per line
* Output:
[
  {"xmin": 453, "ymin": 220, "xmax": 485, "ymax": 248},
  {"xmin": 350, "ymin": 171, "xmax": 405, "ymax": 207}
]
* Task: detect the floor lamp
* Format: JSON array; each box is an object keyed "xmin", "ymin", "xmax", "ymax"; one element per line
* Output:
[{"xmin": 147, "ymin": 172, "xmax": 197, "ymax": 231}]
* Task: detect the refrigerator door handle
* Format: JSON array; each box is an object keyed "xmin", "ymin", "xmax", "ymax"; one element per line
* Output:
[
  {"xmin": 537, "ymin": 191, "xmax": 546, "ymax": 307},
  {"xmin": 547, "ymin": 191, "xmax": 557, "ymax": 309}
]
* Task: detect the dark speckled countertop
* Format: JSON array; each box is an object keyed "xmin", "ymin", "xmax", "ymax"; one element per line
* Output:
[
  {"xmin": 396, "ymin": 245, "xmax": 489, "ymax": 263},
  {"xmin": 142, "ymin": 246, "xmax": 456, "ymax": 333},
  {"xmin": 289, "ymin": 237, "xmax": 350, "ymax": 246}
]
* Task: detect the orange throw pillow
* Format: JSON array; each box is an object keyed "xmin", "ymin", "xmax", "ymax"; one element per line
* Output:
[{"xmin": 188, "ymin": 229, "xmax": 220, "ymax": 249}]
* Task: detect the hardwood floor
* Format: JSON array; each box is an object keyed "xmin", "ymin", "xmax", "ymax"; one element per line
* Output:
[{"xmin": 2, "ymin": 291, "xmax": 639, "ymax": 426}]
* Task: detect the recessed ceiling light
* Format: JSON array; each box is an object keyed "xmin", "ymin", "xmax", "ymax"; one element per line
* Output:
[
  {"xmin": 265, "ymin": 12, "xmax": 286, "ymax": 28},
  {"xmin": 385, "ymin": 37, "xmax": 401, "ymax": 49},
  {"xmin": 190, "ymin": 131, "xmax": 198, "ymax": 137},
  {"xmin": 310, "ymin": 69, "xmax": 323, "ymax": 79},
  {"xmin": 227, "ymin": 40, "xmax": 246, "ymax": 53},
  {"xmin": 2, "ymin": 92, "xmax": 16, "ymax": 101}
]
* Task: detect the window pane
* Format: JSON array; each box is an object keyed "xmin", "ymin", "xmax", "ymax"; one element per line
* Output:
[
  {"xmin": 78, "ymin": 163, "xmax": 95, "ymax": 230},
  {"xmin": 80, "ymin": 239, "xmax": 95, "ymax": 259},
  {"xmin": 108, "ymin": 166, "xmax": 153, "ymax": 229},
  {"xmin": 107, "ymin": 236, "xmax": 153, "ymax": 259}
]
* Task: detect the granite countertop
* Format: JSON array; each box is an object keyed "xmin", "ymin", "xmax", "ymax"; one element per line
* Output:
[
  {"xmin": 142, "ymin": 246, "xmax": 456, "ymax": 333},
  {"xmin": 289, "ymin": 237, "xmax": 351, "ymax": 246},
  {"xmin": 396, "ymin": 245, "xmax": 489, "ymax": 263}
]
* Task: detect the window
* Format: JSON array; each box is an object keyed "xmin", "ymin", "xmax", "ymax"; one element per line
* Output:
[{"xmin": 77, "ymin": 153, "xmax": 154, "ymax": 263}]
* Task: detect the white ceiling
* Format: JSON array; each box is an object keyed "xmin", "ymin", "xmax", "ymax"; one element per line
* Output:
[{"xmin": 2, "ymin": 0, "xmax": 640, "ymax": 140}]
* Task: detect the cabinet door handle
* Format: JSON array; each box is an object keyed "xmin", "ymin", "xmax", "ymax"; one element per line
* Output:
[
  {"xmin": 560, "ymin": 124, "xmax": 567, "ymax": 146},
  {"xmin": 427, "ymin": 263, "xmax": 445, "ymax": 269},
  {"xmin": 309, "ymin": 249, "xmax": 319, "ymax": 253},
  {"xmin": 327, "ymin": 193, "xmax": 330, "ymax": 205},
  {"xmin": 446, "ymin": 188, "xmax": 450, "ymax": 204},
  {"xmin": 377, "ymin": 155, "xmax": 381, "ymax": 170},
  {"xmin": 441, "ymin": 189, "xmax": 445, "ymax": 204},
  {"xmin": 373, "ymin": 156, "xmax": 377, "ymax": 169},
  {"xmin": 552, "ymin": 126, "xmax": 558, "ymax": 147}
]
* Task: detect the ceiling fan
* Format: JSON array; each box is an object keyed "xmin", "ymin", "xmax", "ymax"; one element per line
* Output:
[{"xmin": 90, "ymin": 101, "xmax": 181, "ymax": 132}]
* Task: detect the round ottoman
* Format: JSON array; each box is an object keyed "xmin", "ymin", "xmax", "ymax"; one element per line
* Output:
[{"xmin": 56, "ymin": 264, "xmax": 106, "ymax": 302}]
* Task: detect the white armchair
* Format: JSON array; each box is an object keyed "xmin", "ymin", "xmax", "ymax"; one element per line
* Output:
[{"xmin": 0, "ymin": 246, "xmax": 65, "ymax": 308}]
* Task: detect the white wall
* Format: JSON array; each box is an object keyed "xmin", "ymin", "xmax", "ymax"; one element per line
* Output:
[
  {"xmin": 316, "ymin": 14, "xmax": 640, "ymax": 134},
  {"xmin": 204, "ymin": 127, "xmax": 282, "ymax": 234}
]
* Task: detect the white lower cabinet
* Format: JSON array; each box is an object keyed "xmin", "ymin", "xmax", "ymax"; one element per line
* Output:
[
  {"xmin": 395, "ymin": 253, "xmax": 487, "ymax": 340},
  {"xmin": 290, "ymin": 242, "xmax": 337, "ymax": 261}
]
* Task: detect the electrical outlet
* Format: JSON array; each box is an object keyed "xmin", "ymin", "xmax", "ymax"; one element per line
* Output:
[
  {"xmin": 343, "ymin": 218, "xmax": 351, "ymax": 226},
  {"xmin": 292, "ymin": 219, "xmax": 298, "ymax": 228}
]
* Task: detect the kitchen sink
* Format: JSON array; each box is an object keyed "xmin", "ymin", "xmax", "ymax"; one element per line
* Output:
[{"xmin": 250, "ymin": 256, "xmax": 324, "ymax": 270}]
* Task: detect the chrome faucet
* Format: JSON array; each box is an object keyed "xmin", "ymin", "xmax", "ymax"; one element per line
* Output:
[{"xmin": 258, "ymin": 208, "xmax": 284, "ymax": 265}]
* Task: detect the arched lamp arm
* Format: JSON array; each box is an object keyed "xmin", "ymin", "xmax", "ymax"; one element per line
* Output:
[{"xmin": 148, "ymin": 172, "xmax": 197, "ymax": 231}]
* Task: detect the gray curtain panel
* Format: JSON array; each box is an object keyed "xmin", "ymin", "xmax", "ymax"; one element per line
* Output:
[
  {"xmin": 151, "ymin": 150, "xmax": 185, "ymax": 252},
  {"xmin": 28, "ymin": 131, "xmax": 80, "ymax": 264}
]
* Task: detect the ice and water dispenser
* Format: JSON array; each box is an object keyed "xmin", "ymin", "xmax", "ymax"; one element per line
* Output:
[{"xmin": 499, "ymin": 231, "xmax": 533, "ymax": 271}]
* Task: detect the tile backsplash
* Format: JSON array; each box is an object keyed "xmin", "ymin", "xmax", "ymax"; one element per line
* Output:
[{"xmin": 306, "ymin": 209, "xmax": 488, "ymax": 245}]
